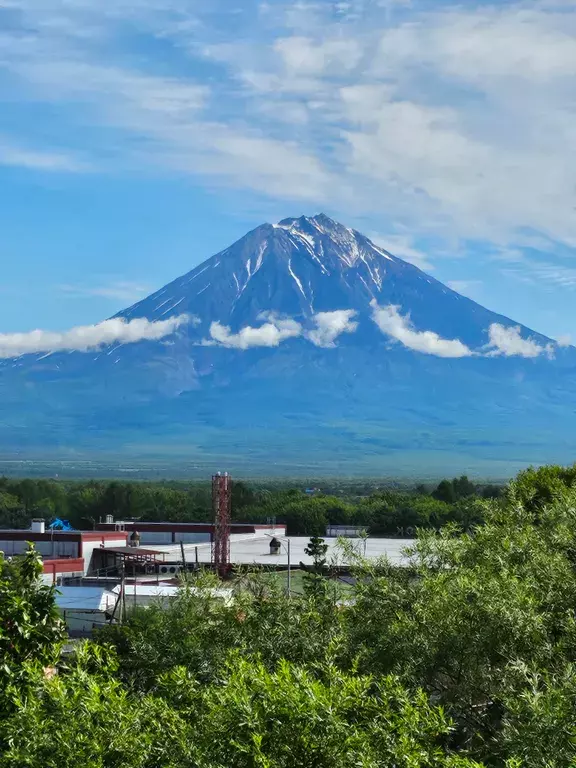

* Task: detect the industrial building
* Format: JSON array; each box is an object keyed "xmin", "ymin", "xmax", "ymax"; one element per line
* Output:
[
  {"xmin": 54, "ymin": 586, "xmax": 116, "ymax": 636},
  {"xmin": 1, "ymin": 473, "xmax": 414, "ymax": 643},
  {"xmin": 96, "ymin": 519, "xmax": 287, "ymax": 545},
  {"xmin": 0, "ymin": 519, "xmax": 129, "ymax": 582},
  {"xmin": 149, "ymin": 534, "xmax": 412, "ymax": 569},
  {"xmin": 111, "ymin": 583, "xmax": 233, "ymax": 608}
]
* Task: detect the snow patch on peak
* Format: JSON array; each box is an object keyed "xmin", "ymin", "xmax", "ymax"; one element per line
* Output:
[
  {"xmin": 310, "ymin": 213, "xmax": 339, "ymax": 230},
  {"xmin": 287, "ymin": 257, "xmax": 307, "ymax": 302},
  {"xmin": 255, "ymin": 241, "xmax": 267, "ymax": 272},
  {"xmin": 276, "ymin": 216, "xmax": 299, "ymax": 230},
  {"xmin": 369, "ymin": 243, "xmax": 394, "ymax": 262}
]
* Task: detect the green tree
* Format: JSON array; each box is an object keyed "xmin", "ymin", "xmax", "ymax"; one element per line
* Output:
[
  {"xmin": 179, "ymin": 654, "xmax": 482, "ymax": 768},
  {"xmin": 453, "ymin": 476, "xmax": 477, "ymax": 499},
  {"xmin": 0, "ymin": 547, "xmax": 65, "ymax": 713},
  {"xmin": 0, "ymin": 491, "xmax": 24, "ymax": 528},
  {"xmin": 344, "ymin": 478, "xmax": 576, "ymax": 762},
  {"xmin": 508, "ymin": 463, "xmax": 576, "ymax": 514},
  {"xmin": 303, "ymin": 535, "xmax": 330, "ymax": 598},
  {"xmin": 433, "ymin": 479, "xmax": 457, "ymax": 504},
  {"xmin": 0, "ymin": 643, "xmax": 193, "ymax": 768}
]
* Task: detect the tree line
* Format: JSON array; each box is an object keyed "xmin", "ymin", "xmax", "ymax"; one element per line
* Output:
[
  {"xmin": 2, "ymin": 463, "xmax": 576, "ymax": 765},
  {"xmin": 0, "ymin": 474, "xmax": 501, "ymax": 535}
]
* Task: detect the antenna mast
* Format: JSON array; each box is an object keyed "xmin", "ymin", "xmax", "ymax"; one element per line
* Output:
[{"xmin": 212, "ymin": 472, "xmax": 232, "ymax": 577}]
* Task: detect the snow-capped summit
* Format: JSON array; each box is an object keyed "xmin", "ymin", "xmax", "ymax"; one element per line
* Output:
[
  {"xmin": 275, "ymin": 213, "xmax": 393, "ymax": 270},
  {"xmin": 112, "ymin": 212, "xmax": 540, "ymax": 354}
]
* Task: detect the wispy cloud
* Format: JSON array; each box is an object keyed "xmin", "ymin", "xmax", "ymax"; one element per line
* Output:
[
  {"xmin": 0, "ymin": 139, "xmax": 84, "ymax": 172},
  {"xmin": 3, "ymin": 0, "xmax": 576, "ymax": 251},
  {"xmin": 499, "ymin": 258, "xmax": 576, "ymax": 291},
  {"xmin": 59, "ymin": 281, "xmax": 152, "ymax": 302},
  {"xmin": 368, "ymin": 233, "xmax": 434, "ymax": 272},
  {"xmin": 370, "ymin": 300, "xmax": 474, "ymax": 358},
  {"xmin": 485, "ymin": 324, "xmax": 554, "ymax": 358},
  {"xmin": 0, "ymin": 314, "xmax": 189, "ymax": 359}
]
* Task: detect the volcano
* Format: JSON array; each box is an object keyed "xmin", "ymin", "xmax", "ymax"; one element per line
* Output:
[{"xmin": 1, "ymin": 214, "xmax": 575, "ymax": 477}]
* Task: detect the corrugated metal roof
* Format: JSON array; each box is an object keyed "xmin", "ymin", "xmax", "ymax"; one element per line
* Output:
[
  {"xmin": 101, "ymin": 546, "xmax": 164, "ymax": 557},
  {"xmin": 113, "ymin": 584, "xmax": 179, "ymax": 597},
  {"xmin": 112, "ymin": 584, "xmax": 232, "ymax": 599},
  {"xmin": 55, "ymin": 587, "xmax": 117, "ymax": 612}
]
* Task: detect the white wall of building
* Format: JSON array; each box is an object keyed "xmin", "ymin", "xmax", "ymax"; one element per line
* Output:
[
  {"xmin": 174, "ymin": 532, "xmax": 211, "ymax": 544},
  {"xmin": 82, "ymin": 537, "xmax": 128, "ymax": 575},
  {"xmin": 0, "ymin": 539, "xmax": 78, "ymax": 558},
  {"xmin": 60, "ymin": 610, "xmax": 108, "ymax": 635},
  {"xmin": 139, "ymin": 531, "xmax": 173, "ymax": 545}
]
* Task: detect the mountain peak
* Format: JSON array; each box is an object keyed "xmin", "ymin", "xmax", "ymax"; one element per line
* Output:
[
  {"xmin": 276, "ymin": 213, "xmax": 342, "ymax": 233},
  {"xmin": 272, "ymin": 213, "xmax": 369, "ymax": 269},
  {"xmin": 2, "ymin": 212, "xmax": 572, "ymax": 477}
]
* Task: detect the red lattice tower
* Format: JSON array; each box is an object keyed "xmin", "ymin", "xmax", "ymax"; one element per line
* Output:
[{"xmin": 212, "ymin": 472, "xmax": 232, "ymax": 577}]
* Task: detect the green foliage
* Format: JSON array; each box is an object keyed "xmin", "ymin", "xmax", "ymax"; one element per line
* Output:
[
  {"xmin": 0, "ymin": 642, "xmax": 481, "ymax": 768},
  {"xmin": 9, "ymin": 464, "xmax": 576, "ymax": 765},
  {"xmin": 0, "ymin": 547, "xmax": 65, "ymax": 710},
  {"xmin": 97, "ymin": 573, "xmax": 344, "ymax": 689},
  {"xmin": 508, "ymin": 463, "xmax": 576, "ymax": 513},
  {"xmin": 433, "ymin": 476, "xmax": 477, "ymax": 504},
  {"xmin": 303, "ymin": 535, "xmax": 331, "ymax": 597},
  {"xmin": 0, "ymin": 643, "xmax": 193, "ymax": 768},
  {"xmin": 342, "ymin": 475, "xmax": 576, "ymax": 762},
  {"xmin": 0, "ymin": 475, "xmax": 495, "ymax": 535},
  {"xmin": 304, "ymin": 535, "xmax": 328, "ymax": 565},
  {"xmin": 182, "ymin": 655, "xmax": 482, "ymax": 768}
]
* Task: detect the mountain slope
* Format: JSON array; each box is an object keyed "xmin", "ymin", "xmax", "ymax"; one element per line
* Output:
[{"xmin": 0, "ymin": 214, "xmax": 575, "ymax": 476}]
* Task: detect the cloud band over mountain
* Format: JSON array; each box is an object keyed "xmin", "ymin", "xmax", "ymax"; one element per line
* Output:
[
  {"xmin": 208, "ymin": 316, "xmax": 302, "ymax": 349},
  {"xmin": 204, "ymin": 303, "xmax": 556, "ymax": 360},
  {"xmin": 370, "ymin": 301, "xmax": 474, "ymax": 359},
  {"xmin": 0, "ymin": 306, "xmax": 558, "ymax": 361},
  {"xmin": 0, "ymin": 315, "xmax": 189, "ymax": 359},
  {"xmin": 485, "ymin": 324, "xmax": 553, "ymax": 358},
  {"xmin": 206, "ymin": 310, "xmax": 358, "ymax": 350}
]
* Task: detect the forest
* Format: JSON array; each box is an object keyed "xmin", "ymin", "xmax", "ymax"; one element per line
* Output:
[
  {"xmin": 0, "ymin": 474, "xmax": 501, "ymax": 535},
  {"xmin": 2, "ymin": 464, "xmax": 576, "ymax": 766}
]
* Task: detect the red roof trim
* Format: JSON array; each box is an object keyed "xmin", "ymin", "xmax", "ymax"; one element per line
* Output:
[
  {"xmin": 43, "ymin": 558, "xmax": 85, "ymax": 579},
  {"xmin": 96, "ymin": 523, "xmax": 286, "ymax": 534},
  {"xmin": 80, "ymin": 532, "xmax": 129, "ymax": 541}
]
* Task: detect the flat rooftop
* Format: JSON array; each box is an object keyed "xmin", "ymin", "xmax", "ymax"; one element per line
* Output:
[{"xmin": 151, "ymin": 535, "xmax": 414, "ymax": 567}]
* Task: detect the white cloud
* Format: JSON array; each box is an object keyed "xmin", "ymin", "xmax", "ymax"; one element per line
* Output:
[
  {"xmin": 485, "ymin": 324, "xmax": 554, "ymax": 358},
  {"xmin": 557, "ymin": 334, "xmax": 572, "ymax": 347},
  {"xmin": 274, "ymin": 36, "xmax": 362, "ymax": 78},
  {"xmin": 0, "ymin": 314, "xmax": 189, "ymax": 359},
  {"xmin": 206, "ymin": 310, "xmax": 359, "ymax": 349},
  {"xmin": 307, "ymin": 310, "xmax": 358, "ymax": 347},
  {"xmin": 497, "ymin": 258, "xmax": 576, "ymax": 292},
  {"xmin": 0, "ymin": 26, "xmax": 332, "ymax": 200},
  {"xmin": 370, "ymin": 300, "xmax": 473, "ymax": 358},
  {"xmin": 3, "ymin": 0, "xmax": 576, "ymax": 253},
  {"xmin": 368, "ymin": 233, "xmax": 434, "ymax": 271},
  {"xmin": 0, "ymin": 140, "xmax": 84, "ymax": 172},
  {"xmin": 205, "ymin": 2, "xmax": 576, "ymax": 245},
  {"xmin": 208, "ymin": 316, "xmax": 302, "ymax": 349}
]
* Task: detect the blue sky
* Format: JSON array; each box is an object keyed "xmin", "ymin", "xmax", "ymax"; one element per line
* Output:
[{"xmin": 1, "ymin": 0, "xmax": 576, "ymax": 342}]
